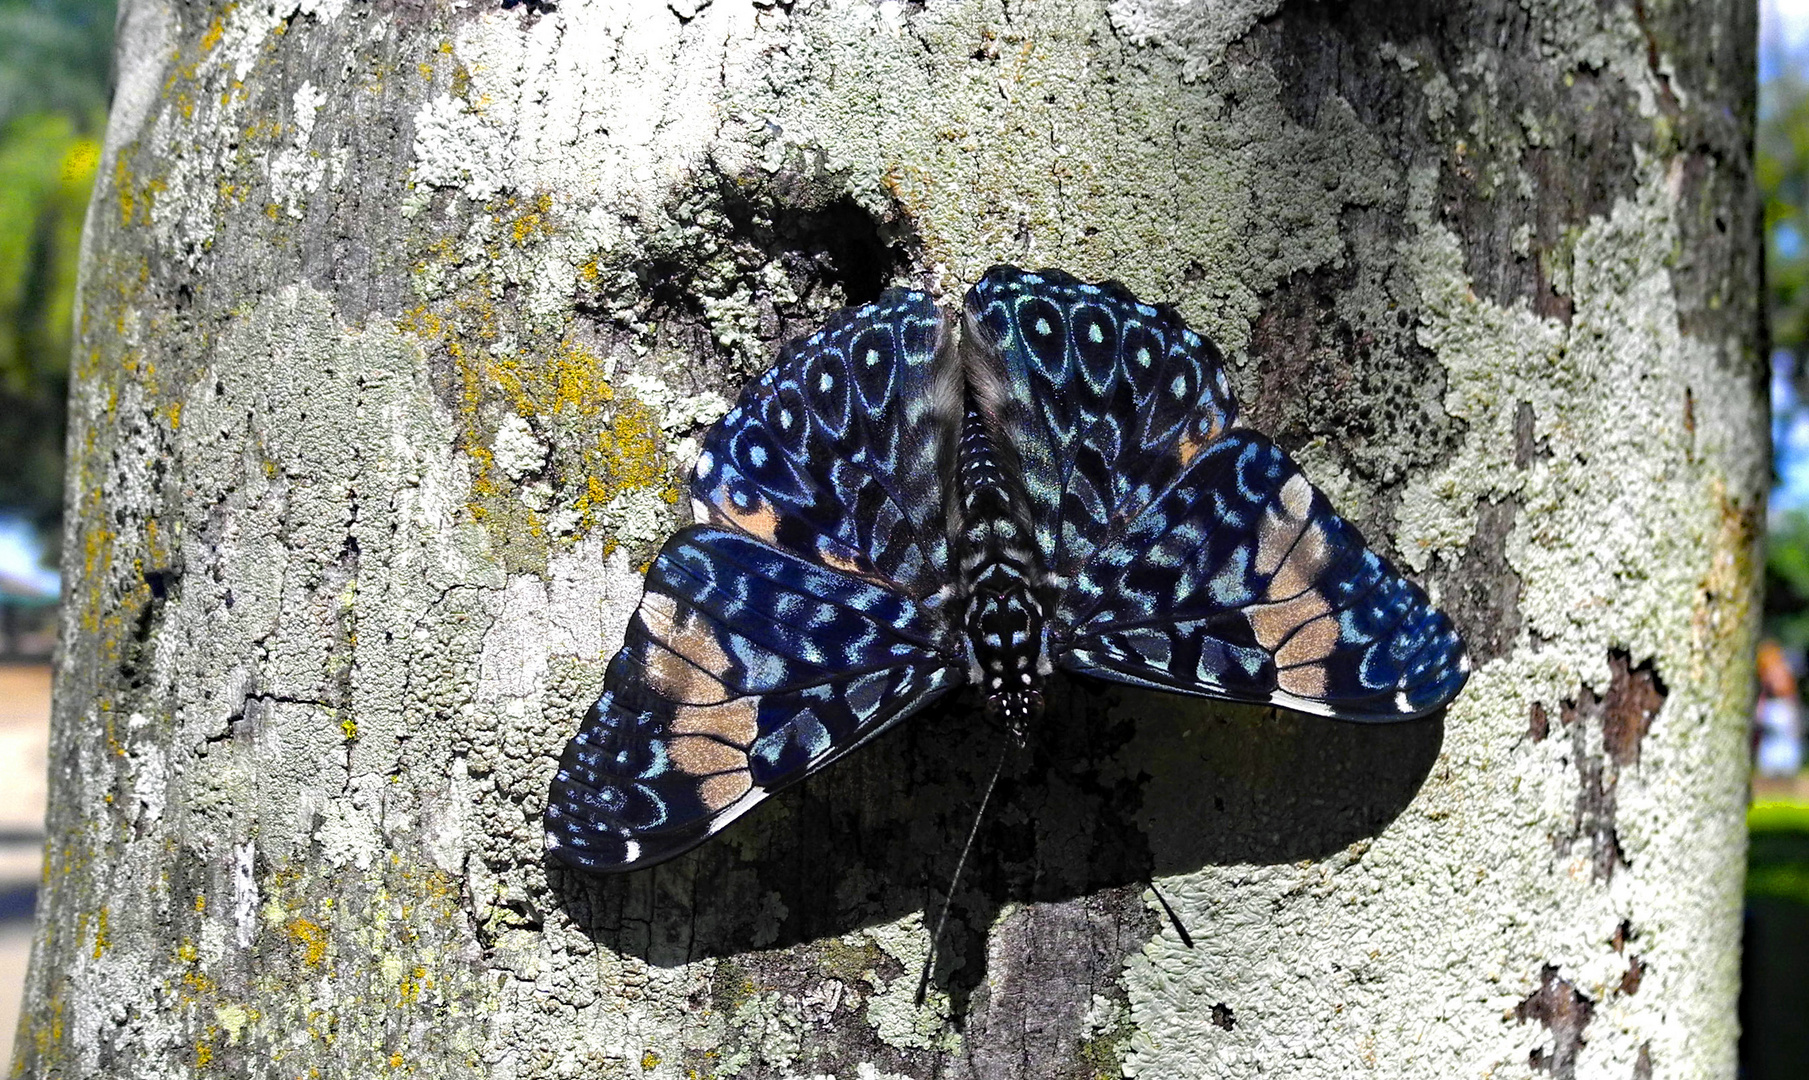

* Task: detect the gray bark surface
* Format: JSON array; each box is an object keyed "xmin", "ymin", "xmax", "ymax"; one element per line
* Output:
[{"xmin": 13, "ymin": 1, "xmax": 1761, "ymax": 1077}]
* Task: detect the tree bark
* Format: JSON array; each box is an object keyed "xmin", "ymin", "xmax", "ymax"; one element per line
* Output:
[{"xmin": 14, "ymin": 0, "xmax": 1760, "ymax": 1077}]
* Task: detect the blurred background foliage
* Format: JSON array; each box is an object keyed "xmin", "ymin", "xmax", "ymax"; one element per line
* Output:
[{"xmin": 0, "ymin": 0, "xmax": 111, "ymax": 567}]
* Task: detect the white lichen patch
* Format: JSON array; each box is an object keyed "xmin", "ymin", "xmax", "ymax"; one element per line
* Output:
[
  {"xmin": 268, "ymin": 81, "xmax": 330, "ymax": 219},
  {"xmin": 1106, "ymin": 0, "xmax": 1287, "ymax": 79},
  {"xmin": 492, "ymin": 412, "xmax": 548, "ymax": 481},
  {"xmin": 858, "ymin": 916, "xmax": 962, "ymax": 1054},
  {"xmin": 619, "ymin": 373, "xmax": 731, "ymax": 435}
]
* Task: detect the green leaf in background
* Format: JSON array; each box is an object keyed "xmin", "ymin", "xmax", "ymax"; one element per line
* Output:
[
  {"xmin": 0, "ymin": 0, "xmax": 111, "ymax": 562},
  {"xmin": 0, "ymin": 111, "xmax": 101, "ymax": 557}
]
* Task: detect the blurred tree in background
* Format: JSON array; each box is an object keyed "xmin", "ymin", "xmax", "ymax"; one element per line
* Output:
[{"xmin": 0, "ymin": 0, "xmax": 111, "ymax": 565}]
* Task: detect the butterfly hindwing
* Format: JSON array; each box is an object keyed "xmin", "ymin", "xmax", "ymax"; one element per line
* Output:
[
  {"xmin": 1052, "ymin": 429, "xmax": 1468, "ymax": 719},
  {"xmin": 545, "ymin": 527, "xmax": 965, "ymax": 871}
]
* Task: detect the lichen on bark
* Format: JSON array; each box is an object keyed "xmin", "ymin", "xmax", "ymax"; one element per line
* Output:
[{"xmin": 15, "ymin": 0, "xmax": 1759, "ymax": 1078}]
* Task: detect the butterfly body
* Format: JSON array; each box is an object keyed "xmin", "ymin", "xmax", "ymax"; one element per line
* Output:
[{"xmin": 546, "ymin": 267, "xmax": 1469, "ymax": 873}]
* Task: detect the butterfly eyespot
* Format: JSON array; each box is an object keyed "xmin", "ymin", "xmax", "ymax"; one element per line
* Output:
[
  {"xmin": 819, "ymin": 373, "xmax": 834, "ymax": 392},
  {"xmin": 1170, "ymin": 374, "xmax": 1188, "ymax": 397},
  {"xmin": 1136, "ymin": 347, "xmax": 1152, "ymax": 367},
  {"xmin": 748, "ymin": 444, "xmax": 768, "ymax": 467},
  {"xmin": 1087, "ymin": 321, "xmax": 1105, "ymax": 344}
]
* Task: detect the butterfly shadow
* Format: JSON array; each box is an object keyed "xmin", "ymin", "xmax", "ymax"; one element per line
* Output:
[{"xmin": 544, "ymin": 675, "xmax": 1444, "ymax": 1015}]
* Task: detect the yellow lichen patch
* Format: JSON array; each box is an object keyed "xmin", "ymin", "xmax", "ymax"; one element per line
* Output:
[
  {"xmin": 502, "ymin": 192, "xmax": 556, "ymax": 246},
  {"xmin": 198, "ymin": 9, "xmax": 228, "ymax": 53},
  {"xmin": 594, "ymin": 397, "xmax": 667, "ymax": 493},
  {"xmin": 91, "ymin": 907, "xmax": 110, "ymax": 958},
  {"xmin": 397, "ymin": 965, "xmax": 429, "ymax": 1005},
  {"xmin": 286, "ymin": 917, "xmax": 329, "ymax": 968}
]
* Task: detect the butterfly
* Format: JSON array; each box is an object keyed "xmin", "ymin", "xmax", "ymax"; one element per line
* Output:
[{"xmin": 544, "ymin": 266, "xmax": 1469, "ymax": 873}]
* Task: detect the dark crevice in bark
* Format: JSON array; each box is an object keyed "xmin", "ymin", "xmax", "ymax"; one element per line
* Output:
[
  {"xmin": 1516, "ymin": 964, "xmax": 1595, "ymax": 1079},
  {"xmin": 1554, "ymin": 651, "xmax": 1667, "ymax": 881},
  {"xmin": 1243, "ymin": 263, "xmax": 1459, "ymax": 493}
]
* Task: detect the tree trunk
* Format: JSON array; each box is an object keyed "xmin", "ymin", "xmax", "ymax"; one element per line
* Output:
[{"xmin": 14, "ymin": 0, "xmax": 1760, "ymax": 1077}]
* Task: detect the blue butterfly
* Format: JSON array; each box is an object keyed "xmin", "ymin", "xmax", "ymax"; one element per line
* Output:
[{"xmin": 545, "ymin": 267, "xmax": 1469, "ymax": 872}]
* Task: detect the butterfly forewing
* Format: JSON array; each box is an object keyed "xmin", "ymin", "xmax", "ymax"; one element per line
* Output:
[{"xmin": 692, "ymin": 289, "xmax": 952, "ymax": 598}]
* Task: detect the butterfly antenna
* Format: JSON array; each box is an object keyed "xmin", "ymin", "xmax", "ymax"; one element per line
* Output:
[
  {"xmin": 1147, "ymin": 879, "xmax": 1195, "ymax": 948},
  {"xmin": 915, "ymin": 740, "xmax": 1010, "ymax": 1006}
]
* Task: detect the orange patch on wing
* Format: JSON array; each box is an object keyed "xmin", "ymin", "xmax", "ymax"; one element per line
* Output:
[
  {"xmin": 668, "ymin": 734, "xmax": 748, "ymax": 775},
  {"xmin": 1277, "ymin": 664, "xmax": 1328, "ymax": 698},
  {"xmin": 642, "ymin": 641, "xmax": 731, "ymax": 705},
  {"xmin": 816, "ymin": 540, "xmax": 872, "ymax": 579},
  {"xmin": 1279, "ymin": 473, "xmax": 1313, "ymax": 519},
  {"xmin": 1275, "ymin": 613, "xmax": 1339, "ymax": 668},
  {"xmin": 722, "ymin": 492, "xmax": 782, "ymax": 545},
  {"xmin": 672, "ymin": 698, "xmax": 759, "ymax": 747},
  {"xmin": 638, "ymin": 592, "xmax": 679, "ymax": 638},
  {"xmin": 1254, "ymin": 508, "xmax": 1308, "ymax": 578},
  {"xmin": 1246, "ymin": 590, "xmax": 1330, "ymax": 651},
  {"xmin": 1177, "ymin": 433, "xmax": 1205, "ymax": 467},
  {"xmin": 1266, "ymin": 522, "xmax": 1331, "ymax": 600},
  {"xmin": 641, "ymin": 608, "xmax": 739, "ymax": 706},
  {"xmin": 698, "ymin": 770, "xmax": 753, "ymax": 811}
]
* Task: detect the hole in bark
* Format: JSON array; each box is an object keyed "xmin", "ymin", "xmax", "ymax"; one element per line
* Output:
[
  {"xmin": 1210, "ymin": 1002, "xmax": 1236, "ymax": 1030},
  {"xmin": 602, "ymin": 161, "xmax": 919, "ymax": 378}
]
